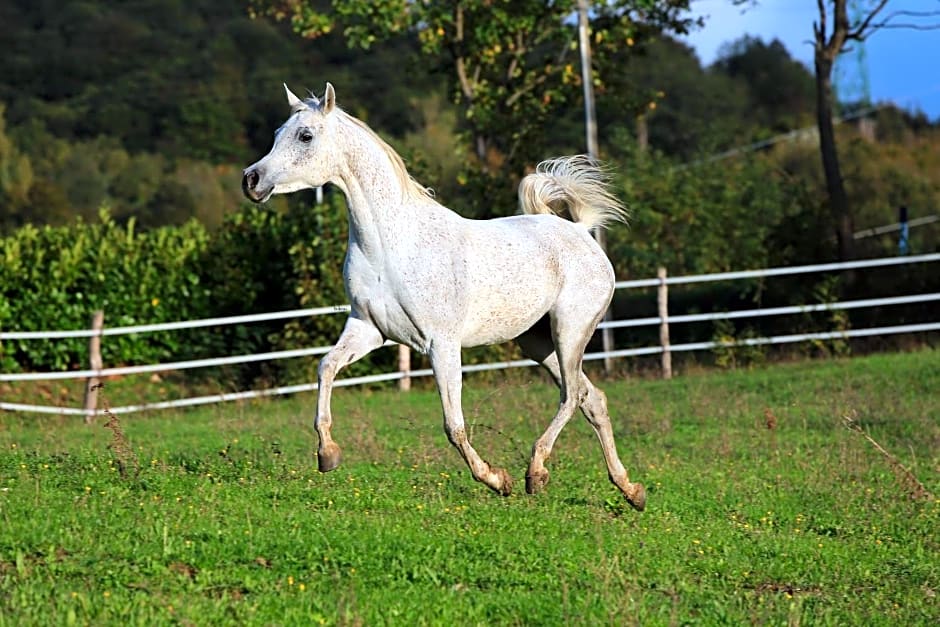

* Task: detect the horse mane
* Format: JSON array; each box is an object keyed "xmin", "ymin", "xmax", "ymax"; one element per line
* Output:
[{"xmin": 316, "ymin": 100, "xmax": 434, "ymax": 201}]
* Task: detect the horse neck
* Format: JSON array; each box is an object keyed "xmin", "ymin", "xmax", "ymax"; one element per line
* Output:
[{"xmin": 331, "ymin": 120, "xmax": 422, "ymax": 257}]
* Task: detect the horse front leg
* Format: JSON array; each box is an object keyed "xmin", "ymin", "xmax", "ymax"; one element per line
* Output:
[
  {"xmin": 430, "ymin": 342, "xmax": 513, "ymax": 496},
  {"xmin": 315, "ymin": 317, "xmax": 384, "ymax": 472}
]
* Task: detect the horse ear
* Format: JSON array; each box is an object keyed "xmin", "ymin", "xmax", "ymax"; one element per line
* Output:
[
  {"xmin": 284, "ymin": 83, "xmax": 305, "ymax": 112},
  {"xmin": 323, "ymin": 82, "xmax": 336, "ymax": 114}
]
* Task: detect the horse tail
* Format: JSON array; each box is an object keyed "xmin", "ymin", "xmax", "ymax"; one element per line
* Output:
[{"xmin": 517, "ymin": 155, "xmax": 628, "ymax": 230}]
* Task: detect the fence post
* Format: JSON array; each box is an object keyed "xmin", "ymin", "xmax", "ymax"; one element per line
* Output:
[
  {"xmin": 398, "ymin": 344, "xmax": 411, "ymax": 391},
  {"xmin": 601, "ymin": 310, "xmax": 615, "ymax": 375},
  {"xmin": 657, "ymin": 267, "xmax": 672, "ymax": 380},
  {"xmin": 898, "ymin": 206, "xmax": 909, "ymax": 255},
  {"xmin": 83, "ymin": 310, "xmax": 104, "ymax": 423}
]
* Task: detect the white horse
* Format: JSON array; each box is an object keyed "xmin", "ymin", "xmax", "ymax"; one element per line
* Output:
[{"xmin": 243, "ymin": 83, "xmax": 645, "ymax": 511}]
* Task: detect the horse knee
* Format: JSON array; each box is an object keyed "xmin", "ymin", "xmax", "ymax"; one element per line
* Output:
[{"xmin": 317, "ymin": 354, "xmax": 339, "ymax": 382}]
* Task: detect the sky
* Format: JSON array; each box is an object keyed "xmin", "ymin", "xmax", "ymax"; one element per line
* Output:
[{"xmin": 679, "ymin": 0, "xmax": 940, "ymax": 120}]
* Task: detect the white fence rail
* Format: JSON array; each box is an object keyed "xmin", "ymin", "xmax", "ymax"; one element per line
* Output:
[
  {"xmin": 0, "ymin": 305, "xmax": 352, "ymax": 340},
  {"xmin": 2, "ymin": 253, "xmax": 938, "ymax": 418},
  {"xmin": 853, "ymin": 214, "xmax": 938, "ymax": 240}
]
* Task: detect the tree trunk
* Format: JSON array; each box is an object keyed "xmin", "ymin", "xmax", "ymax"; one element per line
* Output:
[
  {"xmin": 814, "ymin": 57, "xmax": 855, "ymax": 261},
  {"xmin": 474, "ymin": 134, "xmax": 488, "ymax": 169},
  {"xmin": 635, "ymin": 114, "xmax": 649, "ymax": 152}
]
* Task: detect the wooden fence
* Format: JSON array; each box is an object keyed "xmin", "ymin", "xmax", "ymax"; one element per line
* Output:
[{"xmin": 2, "ymin": 253, "xmax": 938, "ymax": 420}]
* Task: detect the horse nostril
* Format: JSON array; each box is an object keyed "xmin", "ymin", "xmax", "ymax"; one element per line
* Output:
[
  {"xmin": 243, "ymin": 169, "xmax": 259, "ymax": 191},
  {"xmin": 242, "ymin": 169, "xmax": 263, "ymax": 200}
]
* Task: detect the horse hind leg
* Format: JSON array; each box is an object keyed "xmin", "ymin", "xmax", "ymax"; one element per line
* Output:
[
  {"xmin": 525, "ymin": 382, "xmax": 578, "ymax": 495},
  {"xmin": 517, "ymin": 316, "xmax": 583, "ymax": 495},
  {"xmin": 579, "ymin": 379, "xmax": 646, "ymax": 511},
  {"xmin": 516, "ymin": 319, "xmax": 646, "ymax": 511}
]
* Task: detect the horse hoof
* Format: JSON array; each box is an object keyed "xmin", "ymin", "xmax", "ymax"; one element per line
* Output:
[
  {"xmin": 317, "ymin": 444, "xmax": 342, "ymax": 473},
  {"xmin": 525, "ymin": 469, "xmax": 550, "ymax": 495},
  {"xmin": 493, "ymin": 467, "xmax": 513, "ymax": 496},
  {"xmin": 625, "ymin": 482, "xmax": 646, "ymax": 512}
]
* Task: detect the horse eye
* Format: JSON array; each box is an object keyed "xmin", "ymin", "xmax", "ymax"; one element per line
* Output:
[{"xmin": 299, "ymin": 130, "xmax": 314, "ymax": 144}]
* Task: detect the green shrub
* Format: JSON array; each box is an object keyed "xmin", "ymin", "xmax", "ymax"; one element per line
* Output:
[
  {"xmin": 0, "ymin": 197, "xmax": 393, "ymax": 386},
  {"xmin": 0, "ymin": 211, "xmax": 210, "ymax": 372},
  {"xmin": 197, "ymin": 193, "xmax": 370, "ymax": 386}
]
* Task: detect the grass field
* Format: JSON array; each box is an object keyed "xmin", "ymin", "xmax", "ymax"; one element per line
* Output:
[{"xmin": 0, "ymin": 350, "xmax": 938, "ymax": 625}]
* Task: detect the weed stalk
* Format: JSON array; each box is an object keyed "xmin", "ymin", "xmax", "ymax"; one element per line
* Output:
[
  {"xmin": 95, "ymin": 383, "xmax": 141, "ymax": 479},
  {"xmin": 842, "ymin": 410, "xmax": 934, "ymax": 501}
]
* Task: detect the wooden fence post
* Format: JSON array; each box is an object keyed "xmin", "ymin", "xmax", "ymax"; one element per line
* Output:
[
  {"xmin": 398, "ymin": 344, "xmax": 411, "ymax": 391},
  {"xmin": 83, "ymin": 310, "xmax": 104, "ymax": 423},
  {"xmin": 600, "ymin": 305, "xmax": 615, "ymax": 375},
  {"xmin": 657, "ymin": 267, "xmax": 672, "ymax": 380}
]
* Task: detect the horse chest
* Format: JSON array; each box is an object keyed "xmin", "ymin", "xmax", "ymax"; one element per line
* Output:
[{"xmin": 343, "ymin": 254, "xmax": 438, "ymax": 351}]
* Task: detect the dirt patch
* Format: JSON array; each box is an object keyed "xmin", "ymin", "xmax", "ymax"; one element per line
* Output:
[{"xmin": 748, "ymin": 582, "xmax": 822, "ymax": 596}]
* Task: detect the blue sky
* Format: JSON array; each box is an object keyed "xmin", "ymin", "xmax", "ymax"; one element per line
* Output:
[{"xmin": 679, "ymin": 0, "xmax": 940, "ymax": 120}]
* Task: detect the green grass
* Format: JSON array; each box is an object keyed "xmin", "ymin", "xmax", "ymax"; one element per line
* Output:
[{"xmin": 0, "ymin": 350, "xmax": 938, "ymax": 625}]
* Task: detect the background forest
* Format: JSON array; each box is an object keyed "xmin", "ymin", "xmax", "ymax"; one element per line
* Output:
[{"xmin": 0, "ymin": 0, "xmax": 937, "ymax": 380}]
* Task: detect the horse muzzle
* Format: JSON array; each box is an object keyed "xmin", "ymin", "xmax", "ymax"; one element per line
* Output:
[{"xmin": 242, "ymin": 167, "xmax": 273, "ymax": 203}]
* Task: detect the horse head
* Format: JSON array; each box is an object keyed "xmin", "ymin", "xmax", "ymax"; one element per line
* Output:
[{"xmin": 242, "ymin": 83, "xmax": 338, "ymax": 203}]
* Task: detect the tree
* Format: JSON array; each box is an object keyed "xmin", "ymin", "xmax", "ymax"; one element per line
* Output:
[
  {"xmin": 713, "ymin": 36, "xmax": 815, "ymax": 134},
  {"xmin": 251, "ymin": 0, "xmax": 700, "ymax": 215},
  {"xmin": 0, "ymin": 105, "xmax": 34, "ymax": 229},
  {"xmin": 599, "ymin": 36, "xmax": 753, "ymax": 160},
  {"xmin": 812, "ymin": 0, "xmax": 940, "ymax": 261}
]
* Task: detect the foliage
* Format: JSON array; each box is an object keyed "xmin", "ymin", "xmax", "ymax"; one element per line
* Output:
[
  {"xmin": 0, "ymin": 107, "xmax": 250, "ymax": 231},
  {"xmin": 398, "ymin": 93, "xmax": 466, "ymax": 206},
  {"xmin": 0, "ymin": 351, "xmax": 937, "ymax": 624},
  {"xmin": 0, "ymin": 105, "xmax": 33, "ymax": 222},
  {"xmin": 254, "ymin": 0, "xmax": 701, "ymax": 215},
  {"xmin": 0, "ymin": 0, "xmax": 440, "ymax": 229},
  {"xmin": 764, "ymin": 123, "xmax": 940, "ymax": 259},
  {"xmin": 804, "ymin": 0, "xmax": 940, "ymax": 261},
  {"xmin": 606, "ymin": 140, "xmax": 804, "ymax": 280},
  {"xmin": 0, "ymin": 212, "xmax": 210, "ymax": 373},
  {"xmin": 2, "ymin": 0, "xmax": 936, "ymax": 236},
  {"xmin": 599, "ymin": 33, "xmax": 818, "ymax": 162},
  {"xmin": 710, "ymin": 317, "xmax": 767, "ymax": 370},
  {"xmin": 713, "ymin": 36, "xmax": 816, "ymax": 135},
  {"xmin": 2, "ymin": 0, "xmax": 940, "ymax": 387},
  {"xmin": 598, "ymin": 37, "xmax": 746, "ymax": 161},
  {"xmin": 807, "ymin": 275, "xmax": 851, "ymax": 358},
  {"xmin": 0, "ymin": 195, "xmax": 392, "ymax": 384},
  {"xmin": 2, "ymin": 0, "xmax": 280, "ymax": 163},
  {"xmin": 196, "ymin": 192, "xmax": 387, "ymax": 386}
]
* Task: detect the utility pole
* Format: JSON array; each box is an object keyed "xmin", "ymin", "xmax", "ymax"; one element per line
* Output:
[
  {"xmin": 578, "ymin": 0, "xmax": 599, "ymax": 160},
  {"xmin": 577, "ymin": 0, "xmax": 614, "ymax": 374}
]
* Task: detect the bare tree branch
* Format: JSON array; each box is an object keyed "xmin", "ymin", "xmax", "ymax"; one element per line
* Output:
[
  {"xmin": 846, "ymin": 0, "xmax": 889, "ymax": 40},
  {"xmin": 880, "ymin": 9, "xmax": 940, "ymax": 20},
  {"xmin": 814, "ymin": 0, "xmax": 826, "ymax": 46},
  {"xmin": 865, "ymin": 22, "xmax": 940, "ymax": 33},
  {"xmin": 849, "ymin": 5, "xmax": 940, "ymax": 41}
]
